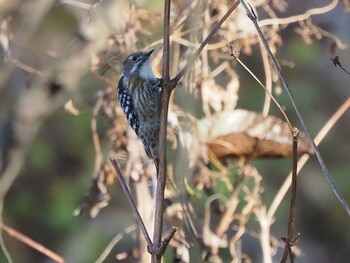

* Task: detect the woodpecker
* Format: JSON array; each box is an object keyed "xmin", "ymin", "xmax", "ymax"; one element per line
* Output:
[{"xmin": 117, "ymin": 50, "xmax": 161, "ymax": 169}]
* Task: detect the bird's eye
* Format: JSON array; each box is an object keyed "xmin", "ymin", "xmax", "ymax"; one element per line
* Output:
[{"xmin": 131, "ymin": 56, "xmax": 138, "ymax": 62}]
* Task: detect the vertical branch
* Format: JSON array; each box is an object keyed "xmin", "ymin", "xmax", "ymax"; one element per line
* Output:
[
  {"xmin": 151, "ymin": 89, "xmax": 172, "ymax": 262},
  {"xmin": 162, "ymin": 0, "xmax": 171, "ymax": 83},
  {"xmin": 289, "ymin": 130, "xmax": 299, "ymax": 242},
  {"xmin": 151, "ymin": 0, "xmax": 173, "ymax": 262},
  {"xmin": 281, "ymin": 129, "xmax": 300, "ymax": 263}
]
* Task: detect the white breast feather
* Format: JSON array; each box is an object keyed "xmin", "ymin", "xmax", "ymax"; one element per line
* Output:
[{"xmin": 139, "ymin": 60, "xmax": 157, "ymax": 80}]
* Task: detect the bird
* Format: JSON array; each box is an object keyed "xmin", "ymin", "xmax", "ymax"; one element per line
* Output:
[{"xmin": 117, "ymin": 49, "xmax": 161, "ymax": 170}]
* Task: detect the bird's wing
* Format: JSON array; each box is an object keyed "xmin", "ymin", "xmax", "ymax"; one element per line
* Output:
[{"xmin": 117, "ymin": 77, "xmax": 140, "ymax": 135}]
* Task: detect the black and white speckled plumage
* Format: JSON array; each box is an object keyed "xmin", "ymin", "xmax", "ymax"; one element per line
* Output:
[{"xmin": 117, "ymin": 50, "xmax": 161, "ymax": 166}]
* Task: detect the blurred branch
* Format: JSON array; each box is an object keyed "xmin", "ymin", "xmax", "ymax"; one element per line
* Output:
[
  {"xmin": 0, "ymin": 2, "xmax": 126, "ymax": 260},
  {"xmin": 256, "ymin": 207, "xmax": 273, "ymax": 263},
  {"xmin": 1, "ymin": 10, "xmax": 114, "ymax": 205},
  {"xmin": 13, "ymin": 60, "xmax": 44, "ymax": 76},
  {"xmin": 258, "ymin": 0, "xmax": 338, "ymax": 27},
  {"xmin": 258, "ymin": 36, "xmax": 273, "ymax": 117},
  {"xmin": 95, "ymin": 225, "xmax": 137, "ymax": 263},
  {"xmin": 215, "ymin": 171, "xmax": 245, "ymax": 237},
  {"xmin": 92, "ymin": 97, "xmax": 104, "ymax": 177},
  {"xmin": 0, "ymin": 223, "xmax": 65, "ymax": 263},
  {"xmin": 8, "ymin": 0, "xmax": 56, "ymax": 49},
  {"xmin": 0, "ymin": 0, "xmax": 56, "ymax": 204},
  {"xmin": 318, "ymin": 28, "xmax": 348, "ymax": 50},
  {"xmin": 60, "ymin": 0, "xmax": 92, "ymax": 10},
  {"xmin": 0, "ymin": 233, "xmax": 12, "ymax": 263},
  {"xmin": 240, "ymin": 0, "xmax": 350, "ymax": 216}
]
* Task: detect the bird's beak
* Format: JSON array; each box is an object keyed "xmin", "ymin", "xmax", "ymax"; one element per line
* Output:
[{"xmin": 145, "ymin": 49, "xmax": 154, "ymax": 57}]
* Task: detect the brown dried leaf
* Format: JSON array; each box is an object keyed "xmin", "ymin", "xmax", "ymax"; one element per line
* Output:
[{"xmin": 197, "ymin": 109, "xmax": 313, "ymax": 159}]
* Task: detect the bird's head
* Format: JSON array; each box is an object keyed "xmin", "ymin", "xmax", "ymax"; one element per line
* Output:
[{"xmin": 122, "ymin": 50, "xmax": 156, "ymax": 80}]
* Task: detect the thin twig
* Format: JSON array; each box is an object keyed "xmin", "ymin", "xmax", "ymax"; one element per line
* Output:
[
  {"xmin": 230, "ymin": 51, "xmax": 293, "ymax": 131},
  {"xmin": 0, "ymin": 227, "xmax": 13, "ymax": 263},
  {"xmin": 280, "ymin": 129, "xmax": 299, "ymax": 263},
  {"xmin": 215, "ymin": 172, "xmax": 246, "ymax": 237},
  {"xmin": 60, "ymin": 0, "xmax": 93, "ymax": 10},
  {"xmin": 288, "ymin": 130, "xmax": 299, "ymax": 241},
  {"xmin": 109, "ymin": 158, "xmax": 153, "ymax": 248},
  {"xmin": 95, "ymin": 225, "xmax": 137, "ymax": 263},
  {"xmin": 240, "ymin": 0, "xmax": 350, "ymax": 216},
  {"xmin": 0, "ymin": 223, "xmax": 65, "ymax": 263},
  {"xmin": 331, "ymin": 56, "xmax": 350, "ymax": 76},
  {"xmin": 258, "ymin": 0, "xmax": 339, "ymax": 28},
  {"xmin": 171, "ymin": 0, "xmax": 240, "ymax": 86},
  {"xmin": 13, "ymin": 60, "xmax": 44, "ymax": 76},
  {"xmin": 258, "ymin": 36, "xmax": 273, "ymax": 117},
  {"xmin": 92, "ymin": 98, "xmax": 104, "ymax": 177}
]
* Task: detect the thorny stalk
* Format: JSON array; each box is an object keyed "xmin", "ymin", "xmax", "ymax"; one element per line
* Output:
[{"xmin": 239, "ymin": 0, "xmax": 350, "ymax": 216}]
